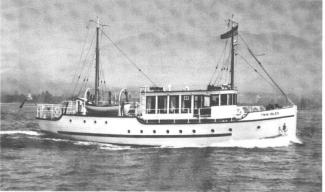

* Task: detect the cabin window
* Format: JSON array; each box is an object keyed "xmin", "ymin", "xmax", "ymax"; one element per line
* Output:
[
  {"xmin": 146, "ymin": 96, "xmax": 156, "ymax": 114},
  {"xmin": 233, "ymin": 94, "xmax": 237, "ymax": 105},
  {"xmin": 158, "ymin": 96, "xmax": 167, "ymax": 114},
  {"xmin": 194, "ymin": 95, "xmax": 204, "ymax": 109},
  {"xmin": 194, "ymin": 95, "xmax": 204, "ymax": 115},
  {"xmin": 169, "ymin": 95, "xmax": 179, "ymax": 113},
  {"xmin": 204, "ymin": 96, "xmax": 210, "ymax": 107},
  {"xmin": 181, "ymin": 95, "xmax": 191, "ymax": 113},
  {"xmin": 211, "ymin": 94, "xmax": 219, "ymax": 106},
  {"xmin": 221, "ymin": 94, "xmax": 227, "ymax": 105},
  {"xmin": 228, "ymin": 94, "xmax": 233, "ymax": 105}
]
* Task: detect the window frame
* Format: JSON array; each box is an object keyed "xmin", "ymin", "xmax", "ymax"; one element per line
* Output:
[
  {"xmin": 228, "ymin": 94, "xmax": 233, "ymax": 105},
  {"xmin": 210, "ymin": 94, "xmax": 220, "ymax": 106},
  {"xmin": 157, "ymin": 96, "xmax": 167, "ymax": 114},
  {"xmin": 146, "ymin": 96, "xmax": 156, "ymax": 114},
  {"xmin": 233, "ymin": 94, "xmax": 237, "ymax": 105},
  {"xmin": 169, "ymin": 95, "xmax": 179, "ymax": 114},
  {"xmin": 181, "ymin": 95, "xmax": 191, "ymax": 113},
  {"xmin": 220, "ymin": 94, "xmax": 227, "ymax": 106}
]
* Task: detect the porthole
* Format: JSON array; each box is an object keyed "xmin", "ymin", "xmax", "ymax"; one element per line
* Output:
[
  {"xmin": 166, "ymin": 130, "xmax": 169, "ymax": 134},
  {"xmin": 179, "ymin": 130, "xmax": 182, "ymax": 134},
  {"xmin": 128, "ymin": 130, "xmax": 130, "ymax": 133},
  {"xmin": 257, "ymin": 126, "xmax": 261, "ymax": 129},
  {"xmin": 140, "ymin": 130, "xmax": 143, "ymax": 133},
  {"xmin": 83, "ymin": 120, "xmax": 86, "ymax": 123},
  {"xmin": 69, "ymin": 119, "xmax": 72, "ymax": 123},
  {"xmin": 105, "ymin": 121, "xmax": 108, "ymax": 124},
  {"xmin": 211, "ymin": 129, "xmax": 215, "ymax": 133},
  {"xmin": 94, "ymin": 120, "xmax": 97, "ymax": 124},
  {"xmin": 153, "ymin": 130, "xmax": 156, "ymax": 134},
  {"xmin": 229, "ymin": 128, "xmax": 232, "ymax": 132},
  {"xmin": 192, "ymin": 130, "xmax": 196, "ymax": 133}
]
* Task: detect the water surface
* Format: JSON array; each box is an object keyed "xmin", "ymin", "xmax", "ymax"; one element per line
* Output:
[{"xmin": 0, "ymin": 103, "xmax": 321, "ymax": 191}]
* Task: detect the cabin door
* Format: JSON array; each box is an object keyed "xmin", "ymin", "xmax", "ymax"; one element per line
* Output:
[
  {"xmin": 194, "ymin": 95, "xmax": 204, "ymax": 115},
  {"xmin": 194, "ymin": 95, "xmax": 211, "ymax": 117}
]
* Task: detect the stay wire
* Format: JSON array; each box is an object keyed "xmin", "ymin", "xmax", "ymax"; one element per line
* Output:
[
  {"xmin": 77, "ymin": 52, "xmax": 95, "ymax": 96},
  {"xmin": 71, "ymin": 32, "xmax": 96, "ymax": 97},
  {"xmin": 208, "ymin": 39, "xmax": 229, "ymax": 85},
  {"xmin": 214, "ymin": 42, "xmax": 231, "ymax": 85},
  {"xmin": 237, "ymin": 53, "xmax": 279, "ymax": 90},
  {"xmin": 70, "ymin": 26, "xmax": 91, "ymax": 91},
  {"xmin": 238, "ymin": 34, "xmax": 293, "ymax": 104},
  {"xmin": 100, "ymin": 29, "xmax": 157, "ymax": 86}
]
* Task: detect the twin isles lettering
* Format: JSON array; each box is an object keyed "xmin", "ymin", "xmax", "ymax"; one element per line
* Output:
[{"xmin": 261, "ymin": 111, "xmax": 279, "ymax": 117}]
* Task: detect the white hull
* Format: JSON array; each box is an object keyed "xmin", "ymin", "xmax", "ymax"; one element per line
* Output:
[{"xmin": 38, "ymin": 106, "xmax": 297, "ymax": 147}]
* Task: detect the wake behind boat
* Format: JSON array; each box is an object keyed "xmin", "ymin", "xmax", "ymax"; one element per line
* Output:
[{"xmin": 36, "ymin": 17, "xmax": 297, "ymax": 147}]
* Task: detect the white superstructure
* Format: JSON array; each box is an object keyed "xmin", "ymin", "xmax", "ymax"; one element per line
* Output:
[{"xmin": 35, "ymin": 17, "xmax": 298, "ymax": 147}]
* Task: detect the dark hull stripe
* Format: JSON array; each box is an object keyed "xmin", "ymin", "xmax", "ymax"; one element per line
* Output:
[
  {"xmin": 136, "ymin": 115, "xmax": 295, "ymax": 125},
  {"xmin": 57, "ymin": 131, "xmax": 232, "ymax": 138},
  {"xmin": 37, "ymin": 115, "xmax": 295, "ymax": 125}
]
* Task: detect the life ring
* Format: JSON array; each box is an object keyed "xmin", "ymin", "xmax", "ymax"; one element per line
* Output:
[
  {"xmin": 53, "ymin": 107, "xmax": 61, "ymax": 117},
  {"xmin": 236, "ymin": 108, "xmax": 244, "ymax": 117}
]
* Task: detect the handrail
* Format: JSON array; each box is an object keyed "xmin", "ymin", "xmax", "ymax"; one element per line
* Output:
[
  {"xmin": 145, "ymin": 107, "xmax": 193, "ymax": 114},
  {"xmin": 144, "ymin": 107, "xmax": 213, "ymax": 115},
  {"xmin": 36, "ymin": 103, "xmax": 79, "ymax": 120}
]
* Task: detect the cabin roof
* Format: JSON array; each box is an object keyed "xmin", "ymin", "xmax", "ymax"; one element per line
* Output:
[{"xmin": 141, "ymin": 89, "xmax": 238, "ymax": 95}]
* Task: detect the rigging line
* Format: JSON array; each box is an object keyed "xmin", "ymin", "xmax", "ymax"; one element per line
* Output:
[
  {"xmin": 101, "ymin": 60, "xmax": 108, "ymax": 93},
  {"xmin": 214, "ymin": 42, "xmax": 231, "ymax": 85},
  {"xmin": 71, "ymin": 30, "xmax": 94, "ymax": 96},
  {"xmin": 239, "ymin": 34, "xmax": 293, "ymax": 104},
  {"xmin": 71, "ymin": 32, "xmax": 96, "ymax": 97},
  {"xmin": 99, "ymin": 64, "xmax": 106, "ymax": 96},
  {"xmin": 218, "ymin": 40, "xmax": 231, "ymax": 85},
  {"xmin": 208, "ymin": 39, "xmax": 229, "ymax": 85},
  {"xmin": 218, "ymin": 51, "xmax": 228, "ymax": 85},
  {"xmin": 224, "ymin": 44, "xmax": 233, "ymax": 85},
  {"xmin": 214, "ymin": 42, "xmax": 229, "ymax": 85},
  {"xmin": 100, "ymin": 29, "xmax": 157, "ymax": 86},
  {"xmin": 238, "ymin": 53, "xmax": 278, "ymax": 90},
  {"xmin": 71, "ymin": 26, "xmax": 91, "ymax": 88},
  {"xmin": 77, "ymin": 52, "xmax": 95, "ymax": 96}
]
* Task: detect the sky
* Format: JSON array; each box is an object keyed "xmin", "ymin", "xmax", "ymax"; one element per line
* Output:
[{"xmin": 0, "ymin": 0, "xmax": 322, "ymax": 99}]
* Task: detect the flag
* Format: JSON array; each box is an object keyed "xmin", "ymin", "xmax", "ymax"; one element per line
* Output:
[{"xmin": 220, "ymin": 25, "xmax": 238, "ymax": 39}]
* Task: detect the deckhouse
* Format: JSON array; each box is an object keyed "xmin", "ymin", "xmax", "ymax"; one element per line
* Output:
[
  {"xmin": 140, "ymin": 86, "xmax": 239, "ymax": 121},
  {"xmin": 34, "ymin": 17, "xmax": 298, "ymax": 147}
]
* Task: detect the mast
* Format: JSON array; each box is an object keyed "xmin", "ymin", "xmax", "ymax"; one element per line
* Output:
[
  {"xmin": 229, "ymin": 19, "xmax": 238, "ymax": 90},
  {"xmin": 95, "ymin": 17, "xmax": 100, "ymax": 105},
  {"xmin": 220, "ymin": 18, "xmax": 238, "ymax": 90},
  {"xmin": 230, "ymin": 30, "xmax": 235, "ymax": 89}
]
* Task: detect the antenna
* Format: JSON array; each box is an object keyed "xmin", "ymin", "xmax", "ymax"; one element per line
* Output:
[{"xmin": 89, "ymin": 17, "xmax": 109, "ymax": 28}]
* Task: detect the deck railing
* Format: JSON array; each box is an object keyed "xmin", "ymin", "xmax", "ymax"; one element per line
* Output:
[
  {"xmin": 145, "ymin": 108, "xmax": 193, "ymax": 114},
  {"xmin": 239, "ymin": 105, "xmax": 265, "ymax": 113},
  {"xmin": 144, "ymin": 107, "xmax": 211, "ymax": 117},
  {"xmin": 36, "ymin": 102, "xmax": 78, "ymax": 120},
  {"xmin": 36, "ymin": 104, "xmax": 63, "ymax": 120}
]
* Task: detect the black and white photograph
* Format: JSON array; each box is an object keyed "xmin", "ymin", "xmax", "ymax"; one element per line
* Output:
[{"xmin": 0, "ymin": 0, "xmax": 322, "ymax": 191}]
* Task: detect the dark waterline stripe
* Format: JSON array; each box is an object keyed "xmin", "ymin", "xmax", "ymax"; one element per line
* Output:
[
  {"xmin": 37, "ymin": 115, "xmax": 295, "ymax": 125},
  {"xmin": 57, "ymin": 131, "xmax": 232, "ymax": 138}
]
